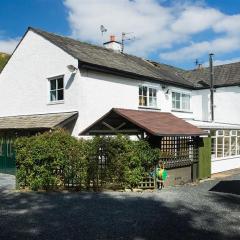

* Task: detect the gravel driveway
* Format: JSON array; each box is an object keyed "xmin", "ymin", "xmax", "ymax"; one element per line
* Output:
[
  {"xmin": 0, "ymin": 173, "xmax": 240, "ymax": 240},
  {"xmin": 0, "ymin": 173, "xmax": 15, "ymax": 191}
]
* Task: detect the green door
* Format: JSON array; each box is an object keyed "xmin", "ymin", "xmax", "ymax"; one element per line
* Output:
[{"xmin": 0, "ymin": 135, "xmax": 16, "ymax": 175}]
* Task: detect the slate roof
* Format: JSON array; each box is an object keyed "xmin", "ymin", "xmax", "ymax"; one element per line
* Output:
[
  {"xmin": 80, "ymin": 108, "xmax": 206, "ymax": 136},
  {"xmin": 182, "ymin": 62, "xmax": 240, "ymax": 88},
  {"xmin": 29, "ymin": 27, "xmax": 194, "ymax": 88},
  {"xmin": 0, "ymin": 111, "xmax": 78, "ymax": 130}
]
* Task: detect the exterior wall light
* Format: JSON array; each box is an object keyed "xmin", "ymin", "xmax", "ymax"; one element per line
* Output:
[{"xmin": 67, "ymin": 65, "xmax": 77, "ymax": 73}]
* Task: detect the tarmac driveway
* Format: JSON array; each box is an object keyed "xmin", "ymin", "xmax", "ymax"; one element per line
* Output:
[{"xmin": 0, "ymin": 172, "xmax": 240, "ymax": 240}]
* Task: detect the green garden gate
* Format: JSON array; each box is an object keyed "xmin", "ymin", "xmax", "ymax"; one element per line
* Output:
[{"xmin": 0, "ymin": 134, "xmax": 16, "ymax": 175}]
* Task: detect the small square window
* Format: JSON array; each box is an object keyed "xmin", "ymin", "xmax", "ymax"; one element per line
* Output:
[
  {"xmin": 139, "ymin": 86, "xmax": 157, "ymax": 108},
  {"xmin": 49, "ymin": 77, "xmax": 64, "ymax": 102},
  {"xmin": 172, "ymin": 92, "xmax": 190, "ymax": 111}
]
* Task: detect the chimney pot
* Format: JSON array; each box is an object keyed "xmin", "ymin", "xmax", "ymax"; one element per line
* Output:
[{"xmin": 110, "ymin": 35, "xmax": 115, "ymax": 42}]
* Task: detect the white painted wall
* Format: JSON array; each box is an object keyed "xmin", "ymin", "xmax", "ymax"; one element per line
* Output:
[
  {"xmin": 214, "ymin": 86, "xmax": 240, "ymax": 124},
  {"xmin": 192, "ymin": 86, "xmax": 240, "ymax": 124},
  {"xmin": 76, "ymin": 69, "xmax": 196, "ymax": 133},
  {"xmin": 212, "ymin": 156, "xmax": 240, "ymax": 174},
  {"xmin": 0, "ymin": 30, "xmax": 80, "ymax": 136}
]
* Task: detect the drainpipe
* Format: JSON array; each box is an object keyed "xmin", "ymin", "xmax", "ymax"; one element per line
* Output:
[{"xmin": 209, "ymin": 53, "xmax": 214, "ymax": 122}]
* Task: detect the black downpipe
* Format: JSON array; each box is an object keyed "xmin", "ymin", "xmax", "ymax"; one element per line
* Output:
[{"xmin": 209, "ymin": 53, "xmax": 214, "ymax": 122}]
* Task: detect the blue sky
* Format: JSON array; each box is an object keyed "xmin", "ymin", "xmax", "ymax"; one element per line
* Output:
[{"xmin": 0, "ymin": 0, "xmax": 240, "ymax": 69}]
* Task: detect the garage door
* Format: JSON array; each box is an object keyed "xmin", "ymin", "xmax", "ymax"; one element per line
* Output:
[{"xmin": 0, "ymin": 135, "xmax": 16, "ymax": 175}]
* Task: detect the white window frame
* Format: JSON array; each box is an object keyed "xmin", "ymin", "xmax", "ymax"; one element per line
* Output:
[
  {"xmin": 48, "ymin": 75, "xmax": 64, "ymax": 103},
  {"xmin": 139, "ymin": 85, "xmax": 158, "ymax": 109},
  {"xmin": 172, "ymin": 91, "xmax": 191, "ymax": 112},
  {"xmin": 211, "ymin": 130, "xmax": 240, "ymax": 160}
]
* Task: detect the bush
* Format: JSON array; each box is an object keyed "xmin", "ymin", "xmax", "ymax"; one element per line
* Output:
[
  {"xmin": 15, "ymin": 130, "xmax": 160, "ymax": 191},
  {"xmin": 15, "ymin": 129, "xmax": 88, "ymax": 190}
]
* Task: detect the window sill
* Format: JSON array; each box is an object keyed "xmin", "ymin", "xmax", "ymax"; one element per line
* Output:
[
  {"xmin": 171, "ymin": 109, "xmax": 193, "ymax": 113},
  {"xmin": 138, "ymin": 106, "xmax": 161, "ymax": 111},
  {"xmin": 47, "ymin": 100, "xmax": 65, "ymax": 105}
]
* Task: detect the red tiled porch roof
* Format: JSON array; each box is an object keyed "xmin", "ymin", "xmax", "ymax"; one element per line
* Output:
[{"xmin": 80, "ymin": 108, "xmax": 206, "ymax": 136}]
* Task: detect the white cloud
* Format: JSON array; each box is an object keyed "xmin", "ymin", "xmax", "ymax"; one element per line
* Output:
[
  {"xmin": 64, "ymin": 0, "xmax": 179, "ymax": 56},
  {"xmin": 203, "ymin": 57, "xmax": 240, "ymax": 67},
  {"xmin": 214, "ymin": 15, "xmax": 240, "ymax": 35},
  {"xmin": 64, "ymin": 0, "xmax": 240, "ymax": 61},
  {"xmin": 161, "ymin": 37, "xmax": 240, "ymax": 61},
  {"xmin": 171, "ymin": 6, "xmax": 223, "ymax": 35},
  {"xmin": 0, "ymin": 38, "xmax": 19, "ymax": 54}
]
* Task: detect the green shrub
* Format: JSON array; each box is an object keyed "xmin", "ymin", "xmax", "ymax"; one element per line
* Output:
[
  {"xmin": 15, "ymin": 130, "xmax": 160, "ymax": 191},
  {"xmin": 15, "ymin": 129, "xmax": 88, "ymax": 190}
]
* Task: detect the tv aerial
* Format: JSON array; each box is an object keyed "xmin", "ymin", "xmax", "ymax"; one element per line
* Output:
[
  {"xmin": 121, "ymin": 32, "xmax": 136, "ymax": 53},
  {"xmin": 100, "ymin": 25, "xmax": 107, "ymax": 45}
]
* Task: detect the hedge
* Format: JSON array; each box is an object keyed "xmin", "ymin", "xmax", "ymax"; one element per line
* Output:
[{"xmin": 15, "ymin": 129, "xmax": 160, "ymax": 191}]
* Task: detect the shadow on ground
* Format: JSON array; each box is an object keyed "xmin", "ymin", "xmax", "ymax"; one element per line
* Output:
[
  {"xmin": 0, "ymin": 189, "xmax": 240, "ymax": 240},
  {"xmin": 210, "ymin": 180, "xmax": 240, "ymax": 195}
]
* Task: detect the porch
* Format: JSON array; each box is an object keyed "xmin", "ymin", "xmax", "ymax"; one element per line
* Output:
[{"xmin": 80, "ymin": 108, "xmax": 208, "ymax": 187}]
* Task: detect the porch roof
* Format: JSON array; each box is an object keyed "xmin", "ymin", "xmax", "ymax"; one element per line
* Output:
[
  {"xmin": 80, "ymin": 108, "xmax": 206, "ymax": 136},
  {"xmin": 185, "ymin": 119, "xmax": 240, "ymax": 130},
  {"xmin": 0, "ymin": 111, "xmax": 78, "ymax": 130}
]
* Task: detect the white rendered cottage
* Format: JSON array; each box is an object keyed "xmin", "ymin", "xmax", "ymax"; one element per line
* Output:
[{"xmin": 0, "ymin": 27, "xmax": 240, "ymax": 177}]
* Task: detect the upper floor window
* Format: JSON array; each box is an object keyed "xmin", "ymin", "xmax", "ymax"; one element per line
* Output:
[
  {"xmin": 172, "ymin": 92, "xmax": 190, "ymax": 111},
  {"xmin": 49, "ymin": 76, "xmax": 64, "ymax": 102},
  {"xmin": 139, "ymin": 86, "xmax": 157, "ymax": 108}
]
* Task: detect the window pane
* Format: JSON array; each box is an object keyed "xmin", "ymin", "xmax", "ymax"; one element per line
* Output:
[
  {"xmin": 139, "ymin": 86, "xmax": 143, "ymax": 95},
  {"xmin": 224, "ymin": 130, "xmax": 230, "ymax": 136},
  {"xmin": 211, "ymin": 137, "xmax": 216, "ymax": 159},
  {"xmin": 57, "ymin": 78, "xmax": 64, "ymax": 89},
  {"xmin": 218, "ymin": 130, "xmax": 224, "ymax": 136},
  {"xmin": 50, "ymin": 90, "xmax": 57, "ymax": 101},
  {"xmin": 50, "ymin": 80, "xmax": 56, "ymax": 90},
  {"xmin": 175, "ymin": 92, "xmax": 180, "ymax": 100},
  {"xmin": 224, "ymin": 137, "xmax": 230, "ymax": 157},
  {"xmin": 172, "ymin": 92, "xmax": 176, "ymax": 99},
  {"xmin": 172, "ymin": 92, "xmax": 181, "ymax": 109},
  {"xmin": 152, "ymin": 88, "xmax": 156, "ymax": 97},
  {"xmin": 231, "ymin": 130, "xmax": 237, "ymax": 136},
  {"xmin": 149, "ymin": 97, "xmax": 157, "ymax": 107},
  {"xmin": 182, "ymin": 94, "xmax": 190, "ymax": 110},
  {"xmin": 139, "ymin": 96, "xmax": 147, "ymax": 106},
  {"xmin": 175, "ymin": 100, "xmax": 180, "ymax": 109},
  {"xmin": 143, "ymin": 86, "xmax": 147, "ymax": 97},
  {"xmin": 57, "ymin": 89, "xmax": 64, "ymax": 101},
  {"xmin": 172, "ymin": 92, "xmax": 176, "ymax": 108},
  {"xmin": 231, "ymin": 136, "xmax": 237, "ymax": 155},
  {"xmin": 237, "ymin": 137, "xmax": 240, "ymax": 155},
  {"xmin": 217, "ymin": 137, "xmax": 223, "ymax": 158},
  {"xmin": 149, "ymin": 88, "xmax": 153, "ymax": 96}
]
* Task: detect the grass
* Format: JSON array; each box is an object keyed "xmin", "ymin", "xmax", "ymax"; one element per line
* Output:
[{"xmin": 0, "ymin": 53, "xmax": 10, "ymax": 72}]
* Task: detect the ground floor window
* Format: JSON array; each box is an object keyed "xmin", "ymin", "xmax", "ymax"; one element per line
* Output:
[{"xmin": 211, "ymin": 130, "xmax": 240, "ymax": 159}]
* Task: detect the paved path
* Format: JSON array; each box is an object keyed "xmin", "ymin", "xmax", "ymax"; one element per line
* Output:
[
  {"xmin": 0, "ymin": 173, "xmax": 240, "ymax": 240},
  {"xmin": 0, "ymin": 173, "xmax": 15, "ymax": 191}
]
